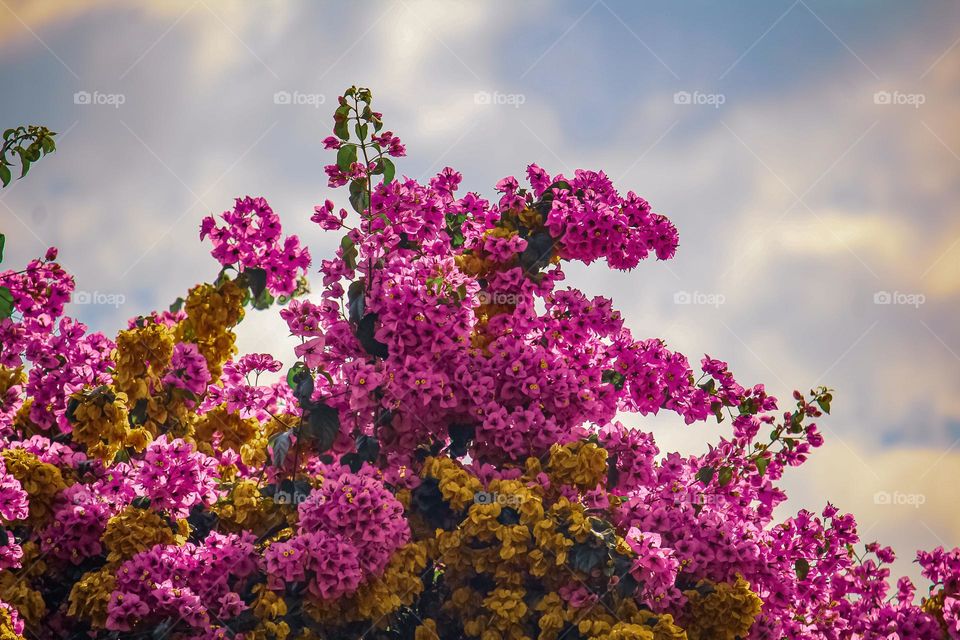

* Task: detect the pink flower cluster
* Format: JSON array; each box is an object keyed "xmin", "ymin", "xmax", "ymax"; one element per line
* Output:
[
  {"xmin": 265, "ymin": 462, "xmax": 409, "ymax": 600},
  {"xmin": 200, "ymin": 196, "xmax": 311, "ymax": 296},
  {"xmin": 135, "ymin": 438, "xmax": 220, "ymax": 518},
  {"xmin": 107, "ymin": 531, "xmax": 257, "ymax": 632},
  {"xmin": 0, "ymin": 87, "xmax": 956, "ymax": 640},
  {"xmin": 163, "ymin": 342, "xmax": 211, "ymax": 398}
]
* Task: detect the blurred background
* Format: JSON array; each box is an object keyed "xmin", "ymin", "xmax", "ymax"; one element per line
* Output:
[{"xmin": 1, "ymin": 0, "xmax": 958, "ymax": 586}]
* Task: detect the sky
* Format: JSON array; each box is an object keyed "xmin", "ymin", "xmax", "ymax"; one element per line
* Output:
[{"xmin": 1, "ymin": 0, "xmax": 958, "ymax": 586}]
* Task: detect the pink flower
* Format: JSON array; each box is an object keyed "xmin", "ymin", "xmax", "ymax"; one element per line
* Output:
[{"xmin": 294, "ymin": 336, "xmax": 326, "ymax": 368}]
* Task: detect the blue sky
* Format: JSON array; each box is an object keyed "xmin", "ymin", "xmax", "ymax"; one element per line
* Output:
[{"xmin": 1, "ymin": 0, "xmax": 958, "ymax": 585}]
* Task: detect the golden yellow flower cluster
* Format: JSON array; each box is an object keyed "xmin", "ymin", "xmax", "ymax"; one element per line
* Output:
[
  {"xmin": 422, "ymin": 454, "xmax": 639, "ymax": 639},
  {"xmin": 0, "ymin": 367, "xmax": 24, "ymax": 398},
  {"xmin": 307, "ymin": 541, "xmax": 429, "ymax": 625},
  {"xmin": 191, "ymin": 405, "xmax": 261, "ymax": 460},
  {"xmin": 178, "ymin": 280, "xmax": 245, "ymax": 380},
  {"xmin": 0, "ymin": 605, "xmax": 23, "ymax": 640},
  {"xmin": 112, "ymin": 323, "xmax": 175, "ymax": 402},
  {"xmin": 0, "ymin": 449, "xmax": 65, "ymax": 526},
  {"xmin": 0, "ymin": 571, "xmax": 44, "ymax": 627},
  {"xmin": 214, "ymin": 479, "xmax": 281, "ymax": 535},
  {"xmin": 682, "ymin": 576, "xmax": 762, "ymax": 640},
  {"xmin": 67, "ymin": 567, "xmax": 117, "ymax": 628},
  {"xmin": 402, "ymin": 453, "xmax": 767, "ymax": 640},
  {"xmin": 248, "ymin": 585, "xmax": 292, "ymax": 640},
  {"xmin": 68, "ymin": 388, "xmax": 150, "ymax": 461},
  {"xmin": 546, "ymin": 441, "xmax": 608, "ymax": 491},
  {"xmin": 101, "ymin": 506, "xmax": 188, "ymax": 564}
]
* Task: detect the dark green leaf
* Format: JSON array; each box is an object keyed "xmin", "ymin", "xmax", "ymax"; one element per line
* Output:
[
  {"xmin": 169, "ymin": 296, "xmax": 184, "ymax": 313},
  {"xmin": 356, "ymin": 433, "xmax": 380, "ymax": 463},
  {"xmin": 356, "ymin": 313, "xmax": 389, "ymax": 358},
  {"xmin": 303, "ymin": 403, "xmax": 340, "ymax": 453},
  {"xmin": 0, "ymin": 233, "xmax": 4, "ymax": 263},
  {"xmin": 518, "ymin": 230, "xmax": 555, "ymax": 277},
  {"xmin": 348, "ymin": 280, "xmax": 365, "ymax": 325},
  {"xmin": 0, "ymin": 286, "xmax": 13, "ymax": 320},
  {"xmin": 569, "ymin": 542, "xmax": 607, "ymax": 574},
  {"xmin": 292, "ymin": 370, "xmax": 314, "ymax": 406},
  {"xmin": 245, "ymin": 267, "xmax": 267, "ymax": 301},
  {"xmin": 0, "ymin": 164, "xmax": 9, "ymax": 188},
  {"xmin": 717, "ymin": 466, "xmax": 734, "ymax": 487},
  {"xmin": 795, "ymin": 558, "xmax": 810, "ymax": 581},
  {"xmin": 695, "ymin": 466, "xmax": 715, "ymax": 485},
  {"xmin": 448, "ymin": 423, "xmax": 475, "ymax": 458}
]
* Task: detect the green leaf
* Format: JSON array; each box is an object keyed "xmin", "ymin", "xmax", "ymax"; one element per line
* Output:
[
  {"xmin": 0, "ymin": 164, "xmax": 10, "ymax": 188},
  {"xmin": 356, "ymin": 313, "xmax": 389, "ymax": 358},
  {"xmin": 816, "ymin": 393, "xmax": 832, "ymax": 414},
  {"xmin": 0, "ymin": 286, "xmax": 13, "ymax": 320},
  {"xmin": 695, "ymin": 466, "xmax": 716, "ymax": 485},
  {"xmin": 755, "ymin": 457, "xmax": 769, "ymax": 476},
  {"xmin": 303, "ymin": 403, "xmax": 340, "ymax": 453},
  {"xmin": 336, "ymin": 144, "xmax": 358, "ymax": 172},
  {"xmin": 244, "ymin": 267, "xmax": 267, "ymax": 302},
  {"xmin": 16, "ymin": 148, "xmax": 30, "ymax": 179},
  {"xmin": 286, "ymin": 362, "xmax": 308, "ymax": 389},
  {"xmin": 0, "ymin": 233, "xmax": 4, "ymax": 263},
  {"xmin": 347, "ymin": 279, "xmax": 365, "ymax": 324},
  {"xmin": 348, "ymin": 179, "xmax": 369, "ymax": 215},
  {"xmin": 795, "ymin": 558, "xmax": 810, "ymax": 581},
  {"xmin": 601, "ymin": 369, "xmax": 626, "ymax": 391},
  {"xmin": 355, "ymin": 123, "xmax": 368, "ymax": 140},
  {"xmin": 718, "ymin": 466, "xmax": 734, "ymax": 487},
  {"xmin": 381, "ymin": 157, "xmax": 395, "ymax": 185},
  {"xmin": 340, "ymin": 234, "xmax": 358, "ymax": 270}
]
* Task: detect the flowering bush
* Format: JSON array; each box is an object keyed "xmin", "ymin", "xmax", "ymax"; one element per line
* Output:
[{"xmin": 0, "ymin": 86, "xmax": 957, "ymax": 639}]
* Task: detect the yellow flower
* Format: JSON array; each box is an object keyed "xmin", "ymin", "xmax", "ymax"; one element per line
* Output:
[
  {"xmin": 0, "ymin": 449, "xmax": 65, "ymax": 526},
  {"xmin": 0, "ymin": 571, "xmax": 45, "ymax": 627},
  {"xmin": 67, "ymin": 567, "xmax": 116, "ymax": 628},
  {"xmin": 546, "ymin": 441, "xmax": 608, "ymax": 491},
  {"xmin": 101, "ymin": 506, "xmax": 187, "ymax": 564},
  {"xmin": 684, "ymin": 575, "xmax": 762, "ymax": 640},
  {"xmin": 0, "ymin": 605, "xmax": 24, "ymax": 640}
]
